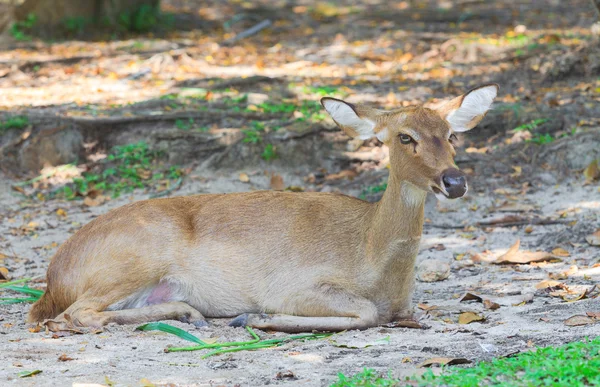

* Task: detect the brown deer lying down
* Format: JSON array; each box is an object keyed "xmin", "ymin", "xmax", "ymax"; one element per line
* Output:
[{"xmin": 29, "ymin": 84, "xmax": 498, "ymax": 333}]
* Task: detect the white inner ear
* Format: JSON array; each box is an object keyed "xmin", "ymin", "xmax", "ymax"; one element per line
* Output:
[
  {"xmin": 322, "ymin": 99, "xmax": 375, "ymax": 140},
  {"xmin": 446, "ymin": 86, "xmax": 497, "ymax": 132}
]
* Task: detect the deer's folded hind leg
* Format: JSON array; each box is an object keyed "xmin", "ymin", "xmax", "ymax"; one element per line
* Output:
[
  {"xmin": 46, "ymin": 299, "xmax": 207, "ymax": 330},
  {"xmin": 230, "ymin": 287, "xmax": 379, "ymax": 333}
]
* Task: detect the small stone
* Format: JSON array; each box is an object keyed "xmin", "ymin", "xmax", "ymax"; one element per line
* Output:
[
  {"xmin": 247, "ymin": 93, "xmax": 269, "ymax": 105},
  {"xmin": 417, "ymin": 259, "xmax": 450, "ymax": 282}
]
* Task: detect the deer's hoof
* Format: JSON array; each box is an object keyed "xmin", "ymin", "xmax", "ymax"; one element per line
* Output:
[{"xmin": 229, "ymin": 313, "xmax": 249, "ymax": 328}]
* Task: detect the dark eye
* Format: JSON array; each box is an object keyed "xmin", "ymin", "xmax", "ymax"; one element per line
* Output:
[
  {"xmin": 399, "ymin": 134, "xmax": 413, "ymax": 144},
  {"xmin": 449, "ymin": 133, "xmax": 458, "ymax": 143}
]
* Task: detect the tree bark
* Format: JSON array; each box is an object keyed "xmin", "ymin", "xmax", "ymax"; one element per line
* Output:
[{"xmin": 12, "ymin": 0, "xmax": 160, "ymax": 33}]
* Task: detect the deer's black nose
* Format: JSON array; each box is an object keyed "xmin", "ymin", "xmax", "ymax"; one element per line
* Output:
[{"xmin": 441, "ymin": 168, "xmax": 467, "ymax": 199}]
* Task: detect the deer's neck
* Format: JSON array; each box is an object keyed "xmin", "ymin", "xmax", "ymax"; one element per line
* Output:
[{"xmin": 367, "ymin": 174, "xmax": 426, "ymax": 256}]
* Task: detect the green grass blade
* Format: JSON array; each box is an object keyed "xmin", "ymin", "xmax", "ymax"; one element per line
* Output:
[
  {"xmin": 167, "ymin": 326, "xmax": 261, "ymax": 352},
  {"xmin": 0, "ymin": 297, "xmax": 39, "ymax": 304},
  {"xmin": 4, "ymin": 285, "xmax": 44, "ymax": 298},
  {"xmin": 0, "ymin": 278, "xmax": 31, "ymax": 288},
  {"xmin": 18, "ymin": 370, "xmax": 42, "ymax": 378},
  {"xmin": 202, "ymin": 342, "xmax": 277, "ymax": 358},
  {"xmin": 135, "ymin": 322, "xmax": 206, "ymax": 345}
]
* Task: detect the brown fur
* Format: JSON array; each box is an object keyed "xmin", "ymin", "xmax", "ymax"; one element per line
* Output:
[{"xmin": 29, "ymin": 86, "xmax": 496, "ymax": 332}]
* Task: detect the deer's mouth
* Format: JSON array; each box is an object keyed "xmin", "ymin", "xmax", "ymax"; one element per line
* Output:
[{"xmin": 431, "ymin": 186, "xmax": 450, "ymax": 200}]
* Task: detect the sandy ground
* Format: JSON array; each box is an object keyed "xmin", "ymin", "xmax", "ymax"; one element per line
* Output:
[{"xmin": 1, "ymin": 165, "xmax": 599, "ymax": 387}]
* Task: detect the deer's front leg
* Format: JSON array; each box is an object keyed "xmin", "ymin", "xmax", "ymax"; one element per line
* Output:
[{"xmin": 229, "ymin": 286, "xmax": 379, "ymax": 333}]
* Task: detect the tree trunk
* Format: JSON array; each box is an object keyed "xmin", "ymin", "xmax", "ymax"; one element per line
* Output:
[{"xmin": 12, "ymin": 0, "xmax": 160, "ymax": 34}]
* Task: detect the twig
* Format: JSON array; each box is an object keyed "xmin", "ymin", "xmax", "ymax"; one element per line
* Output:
[
  {"xmin": 478, "ymin": 219, "xmax": 570, "ymax": 228},
  {"xmin": 150, "ymin": 177, "xmax": 183, "ymax": 199},
  {"xmin": 223, "ymin": 20, "xmax": 272, "ymax": 45},
  {"xmin": 427, "ymin": 218, "xmax": 571, "ymax": 229}
]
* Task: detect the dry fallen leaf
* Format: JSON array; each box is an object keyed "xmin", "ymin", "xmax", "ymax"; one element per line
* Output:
[
  {"xmin": 384, "ymin": 320, "xmax": 424, "ymax": 329},
  {"xmin": 551, "ymin": 248, "xmax": 570, "ymax": 257},
  {"xmin": 586, "ymin": 312, "xmax": 600, "ymax": 318},
  {"xmin": 483, "ymin": 299, "xmax": 501, "ymax": 310},
  {"xmin": 58, "ymin": 354, "xmax": 74, "ymax": 361},
  {"xmin": 459, "ymin": 312, "xmax": 485, "ymax": 324},
  {"xmin": 583, "ymin": 159, "xmax": 599, "ymax": 181},
  {"xmin": 418, "ymin": 357, "xmax": 471, "ymax": 368},
  {"xmin": 460, "ymin": 292, "xmax": 482, "ymax": 303},
  {"xmin": 586, "ymin": 230, "xmax": 600, "ymax": 246},
  {"xmin": 536, "ymin": 280, "xmax": 563, "ymax": 289},
  {"xmin": 564, "ymin": 315, "xmax": 597, "ymax": 327},
  {"xmin": 140, "ymin": 378, "xmax": 156, "ymax": 387},
  {"xmin": 324, "ymin": 169, "xmax": 358, "ymax": 181},
  {"xmin": 238, "ymin": 173, "xmax": 250, "ymax": 183},
  {"xmin": 494, "ymin": 239, "xmax": 560, "ymax": 264},
  {"xmin": 56, "ymin": 208, "xmax": 67, "ymax": 217},
  {"xmin": 83, "ymin": 195, "xmax": 107, "ymax": 207},
  {"xmin": 494, "ymin": 203, "xmax": 536, "ymax": 213},
  {"xmin": 0, "ymin": 267, "xmax": 9, "ymax": 280},
  {"xmin": 270, "ymin": 174, "xmax": 285, "ymax": 191},
  {"xmin": 510, "ymin": 166, "xmax": 522, "ymax": 177}
]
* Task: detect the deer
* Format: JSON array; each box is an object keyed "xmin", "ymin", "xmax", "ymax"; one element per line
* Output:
[{"xmin": 28, "ymin": 84, "xmax": 498, "ymax": 333}]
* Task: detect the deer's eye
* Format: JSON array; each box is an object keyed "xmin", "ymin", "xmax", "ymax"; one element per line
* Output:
[
  {"xmin": 399, "ymin": 134, "xmax": 414, "ymax": 144},
  {"xmin": 449, "ymin": 133, "xmax": 458, "ymax": 143}
]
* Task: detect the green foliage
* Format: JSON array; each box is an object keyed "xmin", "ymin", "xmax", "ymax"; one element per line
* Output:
[
  {"xmin": 0, "ymin": 279, "xmax": 43, "ymax": 305},
  {"xmin": 9, "ymin": 14, "xmax": 36, "ymax": 41},
  {"xmin": 0, "ymin": 116, "xmax": 29, "ymax": 134},
  {"xmin": 59, "ymin": 142, "xmax": 181, "ymax": 199},
  {"xmin": 513, "ymin": 118, "xmax": 549, "ymax": 132},
  {"xmin": 62, "ymin": 16, "xmax": 90, "ymax": 35},
  {"xmin": 332, "ymin": 338, "xmax": 600, "ymax": 387},
  {"xmin": 261, "ymin": 144, "xmax": 277, "ymax": 161},
  {"xmin": 242, "ymin": 129, "xmax": 262, "ymax": 144},
  {"xmin": 331, "ymin": 368, "xmax": 398, "ymax": 387},
  {"xmin": 359, "ymin": 182, "xmax": 388, "ymax": 200},
  {"xmin": 175, "ymin": 118, "xmax": 194, "ymax": 130},
  {"xmin": 117, "ymin": 4, "xmax": 173, "ymax": 33},
  {"xmin": 526, "ymin": 128, "xmax": 576, "ymax": 145},
  {"xmin": 528, "ymin": 133, "xmax": 555, "ymax": 145},
  {"xmin": 137, "ymin": 322, "xmax": 332, "ymax": 359}
]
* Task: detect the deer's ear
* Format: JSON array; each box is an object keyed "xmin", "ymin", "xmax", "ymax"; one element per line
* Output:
[
  {"xmin": 321, "ymin": 98, "xmax": 386, "ymax": 140},
  {"xmin": 436, "ymin": 84, "xmax": 498, "ymax": 132}
]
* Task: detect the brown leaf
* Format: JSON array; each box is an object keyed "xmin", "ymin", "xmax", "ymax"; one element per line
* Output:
[
  {"xmin": 583, "ymin": 160, "xmax": 599, "ymax": 181},
  {"xmin": 458, "ymin": 312, "xmax": 485, "ymax": 324},
  {"xmin": 586, "ymin": 312, "xmax": 600, "ymax": 318},
  {"xmin": 58, "ymin": 354, "xmax": 74, "ymax": 361},
  {"xmin": 0, "ymin": 267, "xmax": 9, "ymax": 280},
  {"xmin": 418, "ymin": 357, "xmax": 471, "ymax": 368},
  {"xmin": 275, "ymin": 371, "xmax": 296, "ymax": 380},
  {"xmin": 535, "ymin": 280, "xmax": 563, "ymax": 289},
  {"xmin": 494, "ymin": 239, "xmax": 560, "ymax": 264},
  {"xmin": 586, "ymin": 230, "xmax": 600, "ymax": 246},
  {"xmin": 551, "ymin": 248, "xmax": 570, "ymax": 257},
  {"xmin": 385, "ymin": 319, "xmax": 424, "ymax": 329},
  {"xmin": 56, "ymin": 208, "xmax": 67, "ymax": 217},
  {"xmin": 564, "ymin": 315, "xmax": 597, "ymax": 327},
  {"xmin": 83, "ymin": 195, "xmax": 107, "ymax": 207},
  {"xmin": 494, "ymin": 203, "xmax": 536, "ymax": 213},
  {"xmin": 28, "ymin": 324, "xmax": 41, "ymax": 333},
  {"xmin": 238, "ymin": 173, "xmax": 250, "ymax": 183},
  {"xmin": 418, "ymin": 303, "xmax": 438, "ymax": 311},
  {"xmin": 324, "ymin": 169, "xmax": 357, "ymax": 181},
  {"xmin": 270, "ymin": 174, "xmax": 285, "ymax": 191},
  {"xmin": 483, "ymin": 299, "xmax": 500, "ymax": 310},
  {"xmin": 460, "ymin": 292, "xmax": 483, "ymax": 303}
]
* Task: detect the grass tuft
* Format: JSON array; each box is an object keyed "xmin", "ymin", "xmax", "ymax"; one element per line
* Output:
[{"xmin": 331, "ymin": 337, "xmax": 600, "ymax": 387}]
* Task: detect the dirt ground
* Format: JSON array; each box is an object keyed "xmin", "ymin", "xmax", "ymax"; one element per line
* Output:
[{"xmin": 1, "ymin": 0, "xmax": 600, "ymax": 386}]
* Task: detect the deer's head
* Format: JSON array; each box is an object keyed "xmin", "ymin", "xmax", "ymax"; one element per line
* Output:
[{"xmin": 321, "ymin": 84, "xmax": 498, "ymax": 200}]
